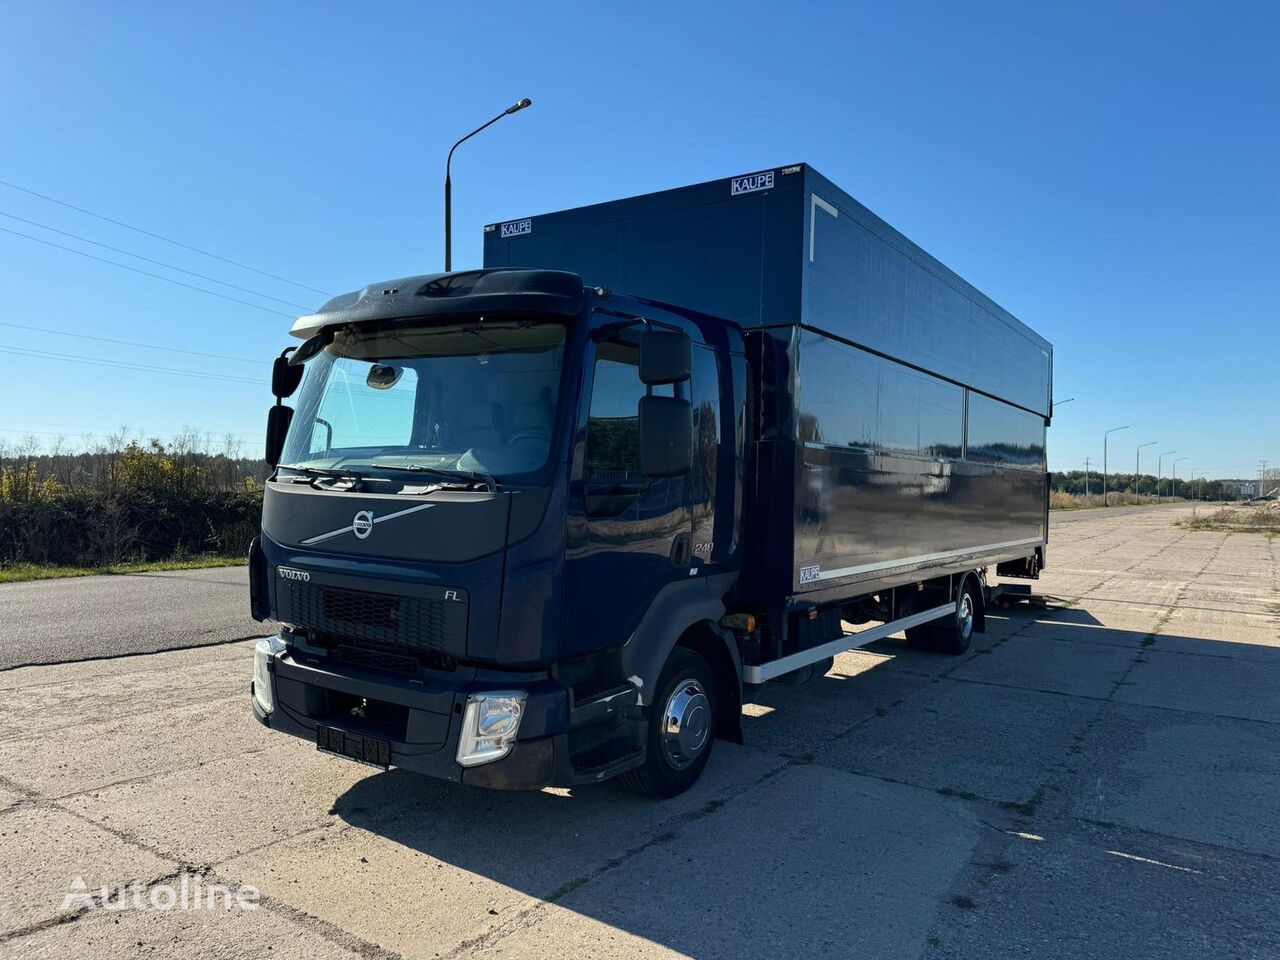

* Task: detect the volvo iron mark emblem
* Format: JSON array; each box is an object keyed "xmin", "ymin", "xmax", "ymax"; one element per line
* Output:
[
  {"xmin": 299, "ymin": 502, "xmax": 436, "ymax": 547},
  {"xmin": 351, "ymin": 510, "xmax": 375, "ymax": 540}
]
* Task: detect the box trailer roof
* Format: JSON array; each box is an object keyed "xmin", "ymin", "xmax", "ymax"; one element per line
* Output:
[{"xmin": 484, "ymin": 163, "xmax": 1053, "ymax": 416}]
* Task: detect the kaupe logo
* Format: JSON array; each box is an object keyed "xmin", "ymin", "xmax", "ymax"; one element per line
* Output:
[
  {"xmin": 731, "ymin": 171, "xmax": 774, "ymax": 196},
  {"xmin": 352, "ymin": 510, "xmax": 374, "ymax": 540},
  {"xmin": 500, "ymin": 218, "xmax": 532, "ymax": 238}
]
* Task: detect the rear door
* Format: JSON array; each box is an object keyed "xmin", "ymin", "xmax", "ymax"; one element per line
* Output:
[{"xmin": 561, "ymin": 315, "xmax": 696, "ymax": 658}]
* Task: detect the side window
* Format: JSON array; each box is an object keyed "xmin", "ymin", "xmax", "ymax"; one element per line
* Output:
[{"xmin": 583, "ymin": 342, "xmax": 671, "ymax": 481}]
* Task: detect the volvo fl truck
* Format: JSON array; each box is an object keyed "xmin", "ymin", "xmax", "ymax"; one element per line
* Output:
[{"xmin": 250, "ymin": 164, "xmax": 1053, "ymax": 797}]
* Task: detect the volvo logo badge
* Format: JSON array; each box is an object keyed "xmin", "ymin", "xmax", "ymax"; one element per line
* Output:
[
  {"xmin": 277, "ymin": 566, "xmax": 310, "ymax": 582},
  {"xmin": 351, "ymin": 510, "xmax": 374, "ymax": 540}
]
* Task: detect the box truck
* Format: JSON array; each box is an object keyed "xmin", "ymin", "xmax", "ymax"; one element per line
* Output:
[{"xmin": 250, "ymin": 164, "xmax": 1052, "ymax": 797}]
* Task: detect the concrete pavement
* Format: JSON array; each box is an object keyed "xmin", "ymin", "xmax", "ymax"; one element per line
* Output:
[{"xmin": 0, "ymin": 503, "xmax": 1276, "ymax": 958}]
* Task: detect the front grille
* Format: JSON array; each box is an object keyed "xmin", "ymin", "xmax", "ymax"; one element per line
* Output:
[
  {"xmin": 336, "ymin": 644, "xmax": 419, "ymax": 676},
  {"xmin": 324, "ymin": 588, "xmax": 399, "ymax": 630},
  {"xmin": 281, "ymin": 581, "xmax": 466, "ymax": 654}
]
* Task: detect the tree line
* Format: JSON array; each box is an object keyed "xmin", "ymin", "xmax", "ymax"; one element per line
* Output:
[
  {"xmin": 0, "ymin": 431, "xmax": 267, "ymax": 567},
  {"xmin": 1051, "ymin": 469, "xmax": 1240, "ymax": 501}
]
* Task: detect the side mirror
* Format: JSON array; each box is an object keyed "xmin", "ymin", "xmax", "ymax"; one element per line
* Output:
[
  {"xmin": 638, "ymin": 395, "xmax": 692, "ymax": 477},
  {"xmin": 272, "ymin": 351, "xmax": 305, "ymax": 399},
  {"xmin": 265, "ymin": 404, "xmax": 294, "ymax": 468},
  {"xmin": 639, "ymin": 329, "xmax": 691, "ymax": 385}
]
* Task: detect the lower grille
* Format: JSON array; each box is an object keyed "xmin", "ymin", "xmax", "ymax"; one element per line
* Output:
[
  {"xmin": 280, "ymin": 581, "xmax": 466, "ymax": 654},
  {"xmin": 336, "ymin": 644, "xmax": 420, "ymax": 675}
]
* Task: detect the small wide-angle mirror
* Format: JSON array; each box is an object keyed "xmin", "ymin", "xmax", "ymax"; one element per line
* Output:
[
  {"xmin": 366, "ymin": 363, "xmax": 402, "ymax": 390},
  {"xmin": 288, "ymin": 329, "xmax": 333, "ymax": 367},
  {"xmin": 639, "ymin": 329, "xmax": 691, "ymax": 385}
]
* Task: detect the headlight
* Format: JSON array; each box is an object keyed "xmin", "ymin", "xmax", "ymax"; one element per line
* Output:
[
  {"xmin": 252, "ymin": 636, "xmax": 287, "ymax": 715},
  {"xmin": 456, "ymin": 691, "xmax": 526, "ymax": 767}
]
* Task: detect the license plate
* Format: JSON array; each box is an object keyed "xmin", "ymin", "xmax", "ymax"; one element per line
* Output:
[{"xmin": 316, "ymin": 724, "xmax": 390, "ymax": 769}]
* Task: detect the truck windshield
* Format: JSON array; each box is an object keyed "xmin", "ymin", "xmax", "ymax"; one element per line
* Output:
[{"xmin": 280, "ymin": 318, "xmax": 567, "ymax": 483}]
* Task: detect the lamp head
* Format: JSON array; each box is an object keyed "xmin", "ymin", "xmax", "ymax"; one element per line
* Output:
[{"xmin": 506, "ymin": 98, "xmax": 533, "ymax": 115}]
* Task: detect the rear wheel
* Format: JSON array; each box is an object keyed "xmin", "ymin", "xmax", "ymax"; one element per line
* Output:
[
  {"xmin": 621, "ymin": 648, "xmax": 717, "ymax": 798},
  {"xmin": 904, "ymin": 624, "xmax": 939, "ymax": 651},
  {"xmin": 934, "ymin": 578, "xmax": 978, "ymax": 655}
]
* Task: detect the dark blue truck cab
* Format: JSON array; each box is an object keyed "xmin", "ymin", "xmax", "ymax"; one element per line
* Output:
[{"xmin": 250, "ymin": 165, "xmax": 1052, "ymax": 797}]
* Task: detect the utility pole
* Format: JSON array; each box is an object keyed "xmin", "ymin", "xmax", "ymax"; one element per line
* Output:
[
  {"xmin": 1104, "ymin": 425, "xmax": 1129, "ymax": 507},
  {"xmin": 1172, "ymin": 456, "xmax": 1188, "ymax": 498},
  {"xmin": 1084, "ymin": 457, "xmax": 1091, "ymax": 497},
  {"xmin": 1262, "ymin": 460, "xmax": 1271, "ymax": 498}
]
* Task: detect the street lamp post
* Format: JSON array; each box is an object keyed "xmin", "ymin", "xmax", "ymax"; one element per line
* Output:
[
  {"xmin": 1157, "ymin": 450, "xmax": 1175, "ymax": 498},
  {"xmin": 444, "ymin": 98, "xmax": 533, "ymax": 271},
  {"xmin": 1191, "ymin": 469, "xmax": 1212, "ymax": 501},
  {"xmin": 1172, "ymin": 456, "xmax": 1188, "ymax": 498},
  {"xmin": 1136, "ymin": 441, "xmax": 1157, "ymax": 494},
  {"xmin": 1103, "ymin": 425, "xmax": 1129, "ymax": 507}
]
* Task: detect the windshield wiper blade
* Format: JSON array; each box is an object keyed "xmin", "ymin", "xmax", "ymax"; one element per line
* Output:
[
  {"xmin": 276, "ymin": 463, "xmax": 366, "ymax": 488},
  {"xmin": 378, "ymin": 463, "xmax": 497, "ymax": 492}
]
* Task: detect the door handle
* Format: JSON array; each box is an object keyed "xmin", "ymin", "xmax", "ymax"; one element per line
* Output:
[{"xmin": 669, "ymin": 532, "xmax": 692, "ymax": 567}]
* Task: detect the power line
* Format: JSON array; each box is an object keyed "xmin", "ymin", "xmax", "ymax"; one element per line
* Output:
[
  {"xmin": 0, "ymin": 225, "xmax": 295, "ymax": 318},
  {"xmin": 0, "ymin": 178, "xmax": 332, "ymax": 297},
  {"xmin": 0, "ymin": 345, "xmax": 263, "ymax": 384},
  {"xmin": 0, "ymin": 424, "xmax": 258, "ymax": 441},
  {"xmin": 0, "ymin": 320, "xmax": 261, "ymax": 365},
  {"xmin": 0, "ymin": 210, "xmax": 314, "ymax": 311}
]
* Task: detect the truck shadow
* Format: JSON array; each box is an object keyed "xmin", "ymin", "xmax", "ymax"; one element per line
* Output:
[{"xmin": 327, "ymin": 603, "xmax": 1272, "ymax": 957}]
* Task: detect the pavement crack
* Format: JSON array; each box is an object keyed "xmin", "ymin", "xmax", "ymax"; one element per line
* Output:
[{"xmin": 0, "ymin": 633, "xmax": 262, "ymax": 674}]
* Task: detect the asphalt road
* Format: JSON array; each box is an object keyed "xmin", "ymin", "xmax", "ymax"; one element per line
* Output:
[
  {"xmin": 0, "ymin": 502, "xmax": 1276, "ymax": 959},
  {"xmin": 0, "ymin": 567, "xmax": 261, "ymax": 670}
]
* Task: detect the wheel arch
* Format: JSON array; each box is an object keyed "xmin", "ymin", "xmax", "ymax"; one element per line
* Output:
[
  {"xmin": 617, "ymin": 573, "xmax": 743, "ymax": 739},
  {"xmin": 675, "ymin": 623, "xmax": 744, "ymax": 745}
]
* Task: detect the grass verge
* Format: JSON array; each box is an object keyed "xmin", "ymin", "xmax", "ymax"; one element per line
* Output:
[
  {"xmin": 1050, "ymin": 492, "xmax": 1186, "ymax": 510},
  {"xmin": 1179, "ymin": 507, "xmax": 1280, "ymax": 537},
  {"xmin": 0, "ymin": 556, "xmax": 247, "ymax": 583}
]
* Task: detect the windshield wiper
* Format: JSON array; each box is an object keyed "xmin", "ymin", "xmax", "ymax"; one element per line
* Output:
[
  {"xmin": 376, "ymin": 463, "xmax": 497, "ymax": 492},
  {"xmin": 276, "ymin": 463, "xmax": 367, "ymax": 489}
]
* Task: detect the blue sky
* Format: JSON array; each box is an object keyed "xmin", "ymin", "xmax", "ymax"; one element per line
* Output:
[{"xmin": 1, "ymin": 0, "xmax": 1275, "ymax": 479}]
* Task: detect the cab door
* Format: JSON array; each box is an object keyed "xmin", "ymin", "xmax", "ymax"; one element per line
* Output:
[{"xmin": 562, "ymin": 318, "xmax": 696, "ymax": 658}]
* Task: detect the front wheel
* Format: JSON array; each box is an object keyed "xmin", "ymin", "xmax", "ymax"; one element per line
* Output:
[{"xmin": 621, "ymin": 648, "xmax": 717, "ymax": 798}]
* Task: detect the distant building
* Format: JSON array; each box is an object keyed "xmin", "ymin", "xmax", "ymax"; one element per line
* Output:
[{"xmin": 1220, "ymin": 480, "xmax": 1256, "ymax": 498}]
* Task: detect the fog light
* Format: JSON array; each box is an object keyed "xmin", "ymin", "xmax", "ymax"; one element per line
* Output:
[
  {"xmin": 252, "ymin": 636, "xmax": 286, "ymax": 715},
  {"xmin": 456, "ymin": 691, "xmax": 526, "ymax": 767}
]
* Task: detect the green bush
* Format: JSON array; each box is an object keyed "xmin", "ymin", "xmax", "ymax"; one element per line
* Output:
[
  {"xmin": 0, "ymin": 490, "xmax": 261, "ymax": 566},
  {"xmin": 0, "ymin": 437, "xmax": 265, "ymax": 568}
]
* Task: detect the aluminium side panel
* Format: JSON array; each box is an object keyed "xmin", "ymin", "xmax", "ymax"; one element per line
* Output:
[
  {"xmin": 790, "ymin": 328, "xmax": 1047, "ymax": 598},
  {"xmin": 801, "ymin": 166, "xmax": 1052, "ymax": 417}
]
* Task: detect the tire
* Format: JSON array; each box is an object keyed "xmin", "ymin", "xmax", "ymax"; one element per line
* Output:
[
  {"xmin": 621, "ymin": 648, "xmax": 717, "ymax": 799},
  {"xmin": 904, "ymin": 624, "xmax": 939, "ymax": 651},
  {"xmin": 934, "ymin": 578, "xmax": 979, "ymax": 655}
]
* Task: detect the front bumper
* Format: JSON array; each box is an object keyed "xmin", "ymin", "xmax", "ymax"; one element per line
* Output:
[{"xmin": 251, "ymin": 639, "xmax": 583, "ymax": 790}]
